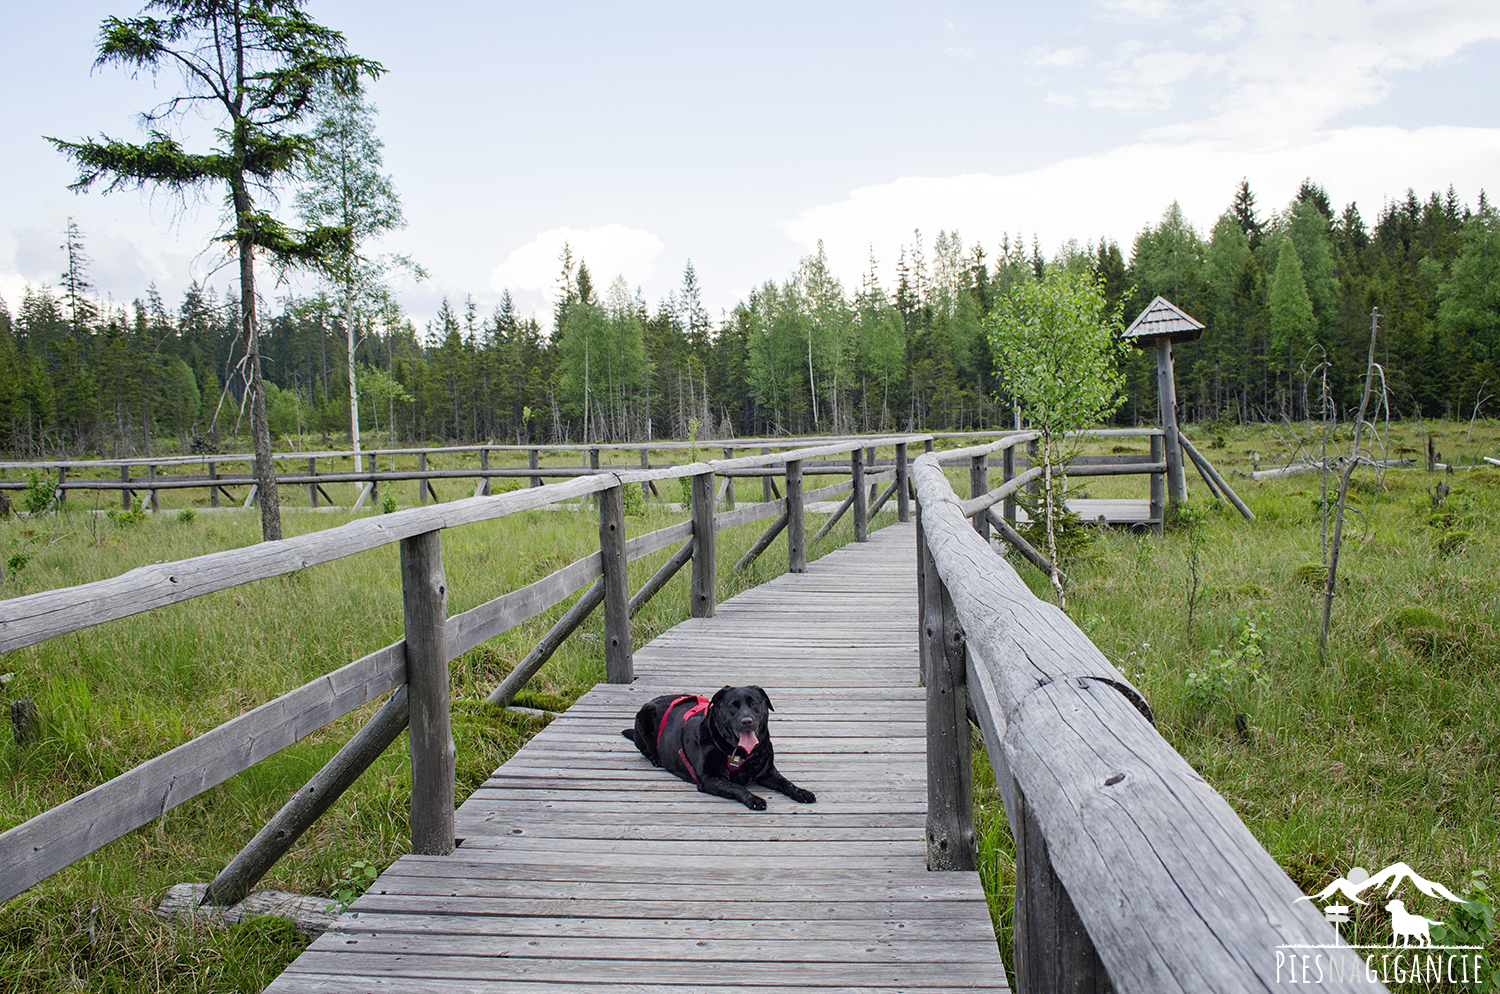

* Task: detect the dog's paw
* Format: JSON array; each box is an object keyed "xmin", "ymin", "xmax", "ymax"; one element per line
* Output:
[
  {"xmin": 744, "ymin": 793, "xmax": 768, "ymax": 811},
  {"xmin": 790, "ymin": 787, "xmax": 816, "ymax": 804}
]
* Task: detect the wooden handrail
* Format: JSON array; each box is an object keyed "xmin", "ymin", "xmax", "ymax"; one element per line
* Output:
[
  {"xmin": 0, "ymin": 433, "xmax": 925, "ymax": 906},
  {"xmin": 912, "ymin": 452, "xmax": 1376, "ymax": 993}
]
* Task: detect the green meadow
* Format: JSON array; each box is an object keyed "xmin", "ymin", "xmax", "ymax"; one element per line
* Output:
[{"xmin": 2, "ymin": 426, "xmax": 1498, "ymax": 992}]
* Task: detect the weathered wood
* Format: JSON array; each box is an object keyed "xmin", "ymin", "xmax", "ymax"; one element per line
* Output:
[
  {"xmin": 445, "ymin": 552, "xmax": 602, "ymax": 659},
  {"xmin": 1180, "ymin": 436, "xmax": 1255, "ymax": 521},
  {"xmin": 203, "ymin": 685, "xmax": 411, "ymax": 907},
  {"xmin": 1156, "ymin": 337, "xmax": 1186, "ymax": 503},
  {"xmin": 733, "ymin": 513, "xmax": 789, "ymax": 572},
  {"xmin": 417, "ymin": 452, "xmax": 428, "ymax": 505},
  {"xmin": 956, "ymin": 467, "xmax": 1043, "ymax": 520},
  {"xmin": 487, "ymin": 581, "xmax": 605, "ymax": 707},
  {"xmin": 0, "ymin": 642, "xmax": 405, "ymax": 904},
  {"xmin": 786, "ymin": 460, "xmax": 805, "ymax": 573},
  {"xmin": 597, "ymin": 484, "xmax": 633, "ymax": 684},
  {"xmin": 969, "ymin": 454, "xmax": 988, "ymax": 541},
  {"xmin": 803, "ymin": 478, "xmax": 854, "ymax": 503},
  {"xmin": 868, "ymin": 479, "xmax": 899, "ymax": 517},
  {"xmin": 851, "ymin": 447, "xmax": 868, "ymax": 541},
  {"xmin": 121, "ymin": 464, "xmax": 130, "ymax": 510},
  {"xmin": 810, "ymin": 491, "xmax": 856, "ymax": 542},
  {"xmin": 628, "ymin": 541, "xmax": 693, "ymax": 617},
  {"xmin": 712, "ymin": 496, "xmax": 787, "ymax": 531},
  {"xmin": 209, "ymin": 461, "xmax": 219, "ymax": 508},
  {"xmin": 913, "ymin": 453, "xmax": 1372, "ymax": 993},
  {"xmin": 1002, "ymin": 443, "xmax": 1016, "ymax": 524},
  {"xmin": 1063, "ymin": 461, "xmax": 1167, "ymax": 477},
  {"xmin": 1012, "ymin": 781, "xmax": 1114, "ymax": 994},
  {"xmin": 690, "ymin": 472, "xmax": 716, "ymax": 618},
  {"xmin": 0, "ymin": 473, "xmax": 608, "ymax": 654},
  {"xmin": 1149, "ymin": 433, "xmax": 1164, "ymax": 532},
  {"xmin": 896, "ymin": 442, "xmax": 910, "ymax": 522},
  {"xmin": 479, "ymin": 449, "xmax": 491, "ymax": 497},
  {"xmin": 308, "ymin": 457, "xmax": 319, "ymax": 507},
  {"xmin": 148, "ymin": 464, "xmax": 159, "ymax": 512},
  {"xmin": 529, "ymin": 448, "xmax": 541, "ymax": 487},
  {"xmin": 401, "ymin": 530, "xmax": 454, "ymax": 856},
  {"xmin": 158, "ymin": 883, "xmax": 338, "ymax": 938},
  {"xmin": 722, "ymin": 448, "xmax": 735, "ymax": 507},
  {"xmin": 921, "ymin": 526, "xmax": 974, "ymax": 871}
]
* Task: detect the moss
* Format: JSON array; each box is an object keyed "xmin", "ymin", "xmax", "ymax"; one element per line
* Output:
[{"xmin": 1292, "ymin": 562, "xmax": 1327, "ymax": 587}]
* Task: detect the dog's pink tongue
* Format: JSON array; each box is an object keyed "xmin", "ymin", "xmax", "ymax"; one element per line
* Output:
[{"xmin": 737, "ymin": 730, "xmax": 759, "ymax": 755}]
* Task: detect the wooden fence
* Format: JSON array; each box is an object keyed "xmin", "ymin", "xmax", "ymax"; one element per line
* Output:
[
  {"xmin": 913, "ymin": 439, "xmax": 1375, "ymax": 993},
  {"xmin": 0, "ymin": 434, "xmax": 924, "ymax": 907}
]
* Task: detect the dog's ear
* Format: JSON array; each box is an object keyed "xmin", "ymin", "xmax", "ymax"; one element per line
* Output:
[
  {"xmin": 753, "ymin": 685, "xmax": 773, "ymax": 712},
  {"xmin": 711, "ymin": 686, "xmax": 732, "ymax": 708}
]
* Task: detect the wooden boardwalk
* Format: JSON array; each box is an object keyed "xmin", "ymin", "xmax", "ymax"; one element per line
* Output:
[{"xmin": 264, "ymin": 522, "xmax": 1009, "ymax": 993}]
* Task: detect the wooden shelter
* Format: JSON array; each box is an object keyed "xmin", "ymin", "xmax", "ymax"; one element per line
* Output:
[{"xmin": 1123, "ymin": 296, "xmax": 1204, "ymax": 504}]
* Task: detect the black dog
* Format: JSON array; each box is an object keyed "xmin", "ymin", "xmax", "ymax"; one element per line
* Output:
[{"xmin": 622, "ymin": 686, "xmax": 816, "ymax": 810}]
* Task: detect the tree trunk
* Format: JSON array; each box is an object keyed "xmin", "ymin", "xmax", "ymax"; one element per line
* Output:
[
  {"xmin": 235, "ymin": 179, "xmax": 282, "ymax": 542},
  {"xmin": 346, "ymin": 282, "xmax": 362, "ymax": 473}
]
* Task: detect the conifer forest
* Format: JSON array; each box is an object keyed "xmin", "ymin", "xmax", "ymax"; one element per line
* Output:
[{"xmin": 3, "ymin": 179, "xmax": 1497, "ymax": 458}]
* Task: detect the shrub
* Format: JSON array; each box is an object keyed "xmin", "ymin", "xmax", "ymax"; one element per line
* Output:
[
  {"xmin": 21, "ymin": 472, "xmax": 54, "ymax": 515},
  {"xmin": 176, "ymin": 508, "xmax": 197, "ymax": 524}
]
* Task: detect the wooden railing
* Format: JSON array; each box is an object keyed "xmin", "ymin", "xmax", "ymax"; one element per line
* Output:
[
  {"xmin": 0, "ymin": 438, "xmax": 912, "ymax": 512},
  {"xmin": 0, "ymin": 433, "xmax": 925, "ymax": 907},
  {"xmin": 913, "ymin": 443, "xmax": 1375, "ymax": 993}
]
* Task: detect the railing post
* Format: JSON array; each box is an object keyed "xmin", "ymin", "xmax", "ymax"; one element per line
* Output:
[
  {"xmin": 895, "ymin": 442, "xmax": 909, "ymax": 522},
  {"xmin": 786, "ymin": 460, "xmax": 805, "ymax": 574},
  {"xmin": 1150, "ymin": 432, "xmax": 1165, "ymax": 534},
  {"xmin": 919, "ymin": 512, "xmax": 974, "ymax": 870},
  {"xmin": 309, "ymin": 457, "xmax": 318, "ymax": 508},
  {"xmin": 599, "ymin": 481, "xmax": 634, "ymax": 683},
  {"xmin": 149, "ymin": 465, "xmax": 159, "ymax": 513},
  {"xmin": 690, "ymin": 471, "xmax": 717, "ymax": 617},
  {"xmin": 1012, "ymin": 781, "xmax": 1112, "ymax": 993},
  {"xmin": 589, "ymin": 447, "xmax": 600, "ymax": 473},
  {"xmin": 851, "ymin": 447, "xmax": 867, "ymax": 542},
  {"xmin": 209, "ymin": 461, "xmax": 219, "ymax": 508},
  {"xmin": 480, "ymin": 448, "xmax": 491, "ymax": 497},
  {"xmin": 121, "ymin": 465, "xmax": 131, "ymax": 511},
  {"xmin": 529, "ymin": 448, "xmax": 541, "ymax": 488},
  {"xmin": 1157, "ymin": 338, "xmax": 1187, "ymax": 505},
  {"xmin": 56, "ymin": 467, "xmax": 66, "ymax": 507},
  {"xmin": 969, "ymin": 454, "xmax": 988, "ymax": 542},
  {"xmin": 722, "ymin": 448, "xmax": 735, "ymax": 508},
  {"xmin": 866, "ymin": 446, "xmax": 878, "ymax": 507},
  {"xmin": 400, "ymin": 529, "xmax": 454, "ymax": 856},
  {"xmin": 762, "ymin": 446, "xmax": 772, "ymax": 502},
  {"xmin": 418, "ymin": 452, "xmax": 428, "ymax": 505},
  {"xmin": 1002, "ymin": 443, "xmax": 1017, "ymax": 524}
]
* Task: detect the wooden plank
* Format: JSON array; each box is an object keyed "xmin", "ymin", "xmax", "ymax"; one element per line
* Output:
[
  {"xmin": 0, "ymin": 642, "xmax": 405, "ymax": 903},
  {"xmin": 403, "ymin": 530, "xmax": 455, "ymax": 856}
]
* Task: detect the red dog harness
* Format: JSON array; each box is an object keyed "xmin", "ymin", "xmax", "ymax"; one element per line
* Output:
[{"xmin": 656, "ymin": 695, "xmax": 710, "ymax": 782}]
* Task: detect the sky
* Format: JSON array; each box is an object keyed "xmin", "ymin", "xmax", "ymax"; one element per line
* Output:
[{"xmin": 3, "ymin": 0, "xmax": 1498, "ymax": 337}]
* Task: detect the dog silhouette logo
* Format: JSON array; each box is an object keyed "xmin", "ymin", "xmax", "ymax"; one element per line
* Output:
[{"xmin": 1384, "ymin": 899, "xmax": 1444, "ymax": 948}]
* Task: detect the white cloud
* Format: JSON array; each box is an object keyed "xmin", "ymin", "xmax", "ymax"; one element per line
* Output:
[
  {"xmin": 1046, "ymin": 92, "xmax": 1080, "ymax": 107},
  {"xmin": 780, "ymin": 125, "xmax": 1500, "ymax": 289},
  {"xmin": 943, "ymin": 46, "xmax": 977, "ymax": 60},
  {"xmin": 489, "ymin": 223, "xmax": 664, "ymax": 302},
  {"xmin": 1028, "ymin": 45, "xmax": 1089, "ymax": 68}
]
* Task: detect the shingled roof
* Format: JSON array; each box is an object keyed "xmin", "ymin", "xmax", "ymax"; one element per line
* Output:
[{"xmin": 1122, "ymin": 295, "xmax": 1205, "ymax": 345}]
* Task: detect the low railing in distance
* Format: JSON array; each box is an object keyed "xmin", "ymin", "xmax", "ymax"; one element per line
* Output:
[
  {"xmin": 0, "ymin": 433, "xmax": 926, "ymax": 908},
  {"xmin": 913, "ymin": 450, "xmax": 1379, "ymax": 994}
]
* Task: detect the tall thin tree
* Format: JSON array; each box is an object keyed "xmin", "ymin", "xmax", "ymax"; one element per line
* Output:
[{"xmin": 50, "ymin": 0, "xmax": 382, "ymax": 541}]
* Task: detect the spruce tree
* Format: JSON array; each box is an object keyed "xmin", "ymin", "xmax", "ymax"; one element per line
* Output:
[{"xmin": 50, "ymin": 0, "xmax": 383, "ymax": 541}]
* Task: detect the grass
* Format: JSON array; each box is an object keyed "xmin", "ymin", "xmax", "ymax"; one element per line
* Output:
[
  {"xmin": 0, "ymin": 459, "xmax": 893, "ymax": 994},
  {"xmin": 969, "ymin": 420, "xmax": 1500, "ymax": 991},
  {"xmin": 6, "ymin": 425, "xmax": 1498, "ymax": 991}
]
